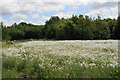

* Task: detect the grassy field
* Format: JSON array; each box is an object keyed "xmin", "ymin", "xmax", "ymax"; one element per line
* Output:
[{"xmin": 2, "ymin": 40, "xmax": 119, "ymax": 78}]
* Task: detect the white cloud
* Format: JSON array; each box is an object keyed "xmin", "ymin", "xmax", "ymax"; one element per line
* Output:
[
  {"xmin": 41, "ymin": 16, "xmax": 50, "ymax": 21},
  {"xmin": 0, "ymin": 18, "xmax": 18, "ymax": 26},
  {"xmin": 0, "ymin": 1, "xmax": 118, "ymax": 16},
  {"xmin": 0, "ymin": 18, "xmax": 8, "ymax": 25},
  {"xmin": 25, "ymin": 20, "xmax": 40, "ymax": 25},
  {"xmin": 86, "ymin": 8, "xmax": 109, "ymax": 18},
  {"xmin": 35, "ymin": 2, "xmax": 65, "ymax": 13},
  {"xmin": 11, "ymin": 13, "xmax": 28, "ymax": 19},
  {"xmin": 110, "ymin": 6, "xmax": 118, "ymax": 18},
  {"xmin": 0, "ymin": 1, "xmax": 35, "ymax": 16},
  {"xmin": 86, "ymin": 6, "xmax": 118, "ymax": 19},
  {"xmin": 37, "ymin": 16, "xmax": 50, "ymax": 25},
  {"xmin": 67, "ymin": 11, "xmax": 76, "ymax": 14},
  {"xmin": 19, "ymin": 19, "xmax": 26, "ymax": 22},
  {"xmin": 0, "ymin": 0, "xmax": 119, "ymax": 26},
  {"xmin": 31, "ymin": 14, "xmax": 39, "ymax": 18},
  {"xmin": 54, "ymin": 12, "xmax": 72, "ymax": 19},
  {"xmin": 0, "ymin": 1, "xmax": 65, "ymax": 16},
  {"xmin": 39, "ymin": 20, "xmax": 46, "ymax": 25},
  {"xmin": 77, "ymin": 0, "xmax": 119, "ymax": 3},
  {"xmin": 0, "ymin": 2, "xmax": 20, "ymax": 15}
]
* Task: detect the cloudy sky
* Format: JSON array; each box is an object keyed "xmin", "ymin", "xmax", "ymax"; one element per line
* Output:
[{"xmin": 0, "ymin": 0, "xmax": 119, "ymax": 26}]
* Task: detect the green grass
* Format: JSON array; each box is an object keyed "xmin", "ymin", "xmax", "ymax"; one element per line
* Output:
[
  {"xmin": 2, "ymin": 53, "xmax": 119, "ymax": 78},
  {"xmin": 2, "ymin": 40, "xmax": 119, "ymax": 78}
]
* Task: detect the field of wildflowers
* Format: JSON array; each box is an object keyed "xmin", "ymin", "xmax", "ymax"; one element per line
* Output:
[{"xmin": 2, "ymin": 40, "xmax": 119, "ymax": 78}]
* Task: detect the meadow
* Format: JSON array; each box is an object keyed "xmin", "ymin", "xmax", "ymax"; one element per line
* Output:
[{"xmin": 2, "ymin": 40, "xmax": 119, "ymax": 78}]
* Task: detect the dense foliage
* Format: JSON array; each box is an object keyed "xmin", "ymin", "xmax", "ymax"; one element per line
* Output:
[{"xmin": 1, "ymin": 15, "xmax": 120, "ymax": 40}]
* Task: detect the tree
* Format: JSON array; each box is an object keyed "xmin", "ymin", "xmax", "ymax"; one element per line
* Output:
[
  {"xmin": 1, "ymin": 14, "xmax": 117, "ymax": 40},
  {"xmin": 93, "ymin": 19, "xmax": 110, "ymax": 39},
  {"xmin": 45, "ymin": 24, "xmax": 57, "ymax": 39},
  {"xmin": 113, "ymin": 16, "xmax": 120, "ymax": 39},
  {"xmin": 2, "ymin": 25, "xmax": 11, "ymax": 41},
  {"xmin": 45, "ymin": 16, "xmax": 60, "ymax": 26},
  {"xmin": 71, "ymin": 15, "xmax": 79, "ymax": 24},
  {"xmin": 63, "ymin": 20, "xmax": 76, "ymax": 39},
  {"xmin": 9, "ymin": 28, "xmax": 24, "ymax": 40}
]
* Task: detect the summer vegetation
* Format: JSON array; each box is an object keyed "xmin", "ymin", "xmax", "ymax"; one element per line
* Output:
[
  {"xmin": 2, "ymin": 40, "xmax": 118, "ymax": 78},
  {"xmin": 1, "ymin": 15, "xmax": 120, "ymax": 41},
  {"xmin": 1, "ymin": 15, "xmax": 119, "ymax": 78}
]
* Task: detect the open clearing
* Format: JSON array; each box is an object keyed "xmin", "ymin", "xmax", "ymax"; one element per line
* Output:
[{"xmin": 2, "ymin": 40, "xmax": 119, "ymax": 78}]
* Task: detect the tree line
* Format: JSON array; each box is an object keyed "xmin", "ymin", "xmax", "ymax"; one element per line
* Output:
[{"xmin": 1, "ymin": 14, "xmax": 120, "ymax": 41}]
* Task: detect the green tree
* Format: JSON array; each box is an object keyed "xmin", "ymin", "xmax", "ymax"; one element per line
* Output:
[
  {"xmin": 9, "ymin": 28, "xmax": 24, "ymax": 40},
  {"xmin": 113, "ymin": 16, "xmax": 120, "ymax": 39},
  {"xmin": 63, "ymin": 20, "xmax": 76, "ymax": 39},
  {"xmin": 1, "ymin": 22, "xmax": 11, "ymax": 41},
  {"xmin": 71, "ymin": 15, "xmax": 79, "ymax": 24}
]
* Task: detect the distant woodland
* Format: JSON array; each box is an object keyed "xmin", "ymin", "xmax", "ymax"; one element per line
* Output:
[{"xmin": 1, "ymin": 15, "xmax": 120, "ymax": 40}]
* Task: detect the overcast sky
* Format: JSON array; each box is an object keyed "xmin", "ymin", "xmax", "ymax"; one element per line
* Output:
[{"xmin": 0, "ymin": 0, "xmax": 119, "ymax": 26}]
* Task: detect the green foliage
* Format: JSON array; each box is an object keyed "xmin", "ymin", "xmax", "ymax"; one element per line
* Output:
[
  {"xmin": 1, "ymin": 15, "xmax": 119, "ymax": 40},
  {"xmin": 9, "ymin": 28, "xmax": 25, "ymax": 40},
  {"xmin": 113, "ymin": 16, "xmax": 120, "ymax": 39},
  {"xmin": 3, "ymin": 56, "xmax": 16, "ymax": 70},
  {"xmin": 2, "ymin": 52, "xmax": 118, "ymax": 78},
  {"xmin": 2, "ymin": 26, "xmax": 11, "ymax": 41}
]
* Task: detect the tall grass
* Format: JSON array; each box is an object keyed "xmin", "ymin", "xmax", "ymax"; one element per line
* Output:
[{"xmin": 2, "ymin": 40, "xmax": 119, "ymax": 78}]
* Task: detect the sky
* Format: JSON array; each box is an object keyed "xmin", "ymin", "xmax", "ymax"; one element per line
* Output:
[{"xmin": 0, "ymin": 0, "xmax": 119, "ymax": 26}]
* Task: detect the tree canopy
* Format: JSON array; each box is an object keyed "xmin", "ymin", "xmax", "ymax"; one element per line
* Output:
[{"xmin": 1, "ymin": 14, "xmax": 119, "ymax": 40}]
